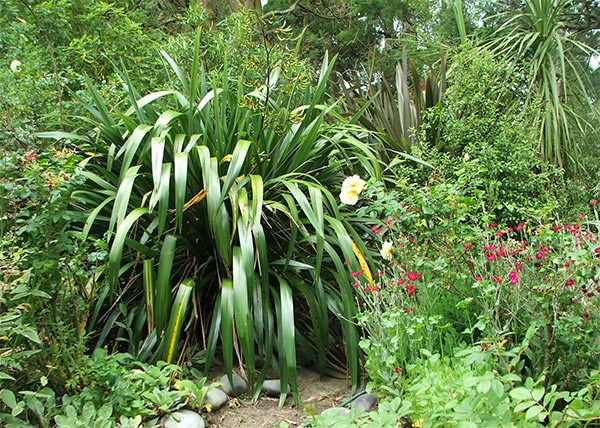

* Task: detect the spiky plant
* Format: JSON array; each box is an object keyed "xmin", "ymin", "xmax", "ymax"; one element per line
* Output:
[
  {"xmin": 43, "ymin": 34, "xmax": 380, "ymax": 404},
  {"xmin": 485, "ymin": 0, "xmax": 598, "ymax": 174}
]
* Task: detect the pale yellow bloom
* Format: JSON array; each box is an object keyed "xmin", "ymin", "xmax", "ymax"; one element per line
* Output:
[
  {"xmin": 339, "ymin": 175, "xmax": 366, "ymax": 205},
  {"xmin": 342, "ymin": 175, "xmax": 366, "ymax": 194},
  {"xmin": 10, "ymin": 60, "xmax": 21, "ymax": 72},
  {"xmin": 340, "ymin": 188, "xmax": 359, "ymax": 205},
  {"xmin": 380, "ymin": 241, "xmax": 394, "ymax": 260}
]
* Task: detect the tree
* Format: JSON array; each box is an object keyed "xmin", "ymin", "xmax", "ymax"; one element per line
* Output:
[{"xmin": 484, "ymin": 0, "xmax": 599, "ymax": 174}]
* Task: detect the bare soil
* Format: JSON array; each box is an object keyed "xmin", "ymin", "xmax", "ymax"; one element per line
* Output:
[{"xmin": 204, "ymin": 367, "xmax": 352, "ymax": 428}]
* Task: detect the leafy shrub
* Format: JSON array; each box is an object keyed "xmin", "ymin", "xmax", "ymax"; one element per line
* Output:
[
  {"xmin": 46, "ymin": 32, "xmax": 380, "ymax": 401},
  {"xmin": 418, "ymin": 48, "xmax": 561, "ymax": 225},
  {"xmin": 0, "ymin": 147, "xmax": 100, "ymax": 391}
]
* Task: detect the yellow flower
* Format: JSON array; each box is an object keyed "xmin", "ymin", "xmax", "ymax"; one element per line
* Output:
[
  {"xmin": 380, "ymin": 241, "xmax": 394, "ymax": 260},
  {"xmin": 340, "ymin": 188, "xmax": 359, "ymax": 205},
  {"xmin": 339, "ymin": 175, "xmax": 366, "ymax": 205},
  {"xmin": 342, "ymin": 175, "xmax": 366, "ymax": 193}
]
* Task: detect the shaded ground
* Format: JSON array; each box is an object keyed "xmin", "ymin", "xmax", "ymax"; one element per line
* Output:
[{"xmin": 205, "ymin": 367, "xmax": 352, "ymax": 427}]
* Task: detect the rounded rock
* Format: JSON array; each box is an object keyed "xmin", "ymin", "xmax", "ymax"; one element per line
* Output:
[
  {"xmin": 162, "ymin": 410, "xmax": 205, "ymax": 428},
  {"xmin": 350, "ymin": 393, "xmax": 378, "ymax": 412},
  {"xmin": 206, "ymin": 387, "xmax": 228, "ymax": 410},
  {"xmin": 219, "ymin": 373, "xmax": 248, "ymax": 397},
  {"xmin": 261, "ymin": 379, "xmax": 291, "ymax": 397}
]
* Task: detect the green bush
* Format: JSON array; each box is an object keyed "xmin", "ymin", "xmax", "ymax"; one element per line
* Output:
[{"xmin": 418, "ymin": 48, "xmax": 561, "ymax": 225}]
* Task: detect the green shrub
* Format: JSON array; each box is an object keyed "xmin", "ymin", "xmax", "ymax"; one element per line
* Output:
[{"xmin": 418, "ymin": 48, "xmax": 561, "ymax": 225}]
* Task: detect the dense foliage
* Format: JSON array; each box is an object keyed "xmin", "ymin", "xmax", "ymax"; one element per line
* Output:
[{"xmin": 1, "ymin": 0, "xmax": 599, "ymax": 427}]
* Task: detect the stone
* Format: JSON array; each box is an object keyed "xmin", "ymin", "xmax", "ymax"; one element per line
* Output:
[
  {"xmin": 320, "ymin": 407, "xmax": 350, "ymax": 417},
  {"xmin": 350, "ymin": 393, "xmax": 378, "ymax": 412},
  {"xmin": 261, "ymin": 379, "xmax": 291, "ymax": 397},
  {"xmin": 219, "ymin": 373, "xmax": 248, "ymax": 397},
  {"xmin": 206, "ymin": 387, "xmax": 228, "ymax": 411},
  {"xmin": 162, "ymin": 410, "xmax": 205, "ymax": 428}
]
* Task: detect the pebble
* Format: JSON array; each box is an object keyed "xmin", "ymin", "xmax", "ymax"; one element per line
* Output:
[
  {"xmin": 219, "ymin": 373, "xmax": 248, "ymax": 397},
  {"xmin": 162, "ymin": 410, "xmax": 205, "ymax": 428},
  {"xmin": 261, "ymin": 379, "xmax": 290, "ymax": 397},
  {"xmin": 350, "ymin": 393, "xmax": 378, "ymax": 412},
  {"xmin": 206, "ymin": 387, "xmax": 228, "ymax": 410}
]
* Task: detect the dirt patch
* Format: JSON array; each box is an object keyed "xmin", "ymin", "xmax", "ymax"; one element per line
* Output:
[{"xmin": 205, "ymin": 367, "xmax": 352, "ymax": 427}]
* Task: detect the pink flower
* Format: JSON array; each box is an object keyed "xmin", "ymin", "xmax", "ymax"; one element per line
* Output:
[
  {"xmin": 405, "ymin": 284, "xmax": 415, "ymax": 295},
  {"xmin": 371, "ymin": 225, "xmax": 381, "ymax": 234},
  {"xmin": 487, "ymin": 253, "xmax": 496, "ymax": 261},
  {"xmin": 463, "ymin": 243, "xmax": 473, "ymax": 250},
  {"xmin": 516, "ymin": 222, "xmax": 526, "ymax": 231},
  {"xmin": 343, "ymin": 259, "xmax": 350, "ymax": 266},
  {"xmin": 510, "ymin": 277, "xmax": 519, "ymax": 285},
  {"xmin": 352, "ymin": 281, "xmax": 360, "ymax": 288},
  {"xmin": 25, "ymin": 151, "xmax": 39, "ymax": 161},
  {"xmin": 590, "ymin": 200, "xmax": 598, "ymax": 206},
  {"xmin": 577, "ymin": 214, "xmax": 586, "ymax": 220},
  {"xmin": 404, "ymin": 308, "xmax": 412, "ymax": 314},
  {"xmin": 506, "ymin": 227, "xmax": 514, "ymax": 233},
  {"xmin": 496, "ymin": 231, "xmax": 504, "ymax": 237},
  {"xmin": 396, "ymin": 278, "xmax": 405, "ymax": 286},
  {"xmin": 565, "ymin": 279, "xmax": 574, "ymax": 287},
  {"xmin": 536, "ymin": 252, "xmax": 544, "ymax": 260},
  {"xmin": 509, "ymin": 271, "xmax": 517, "ymax": 279},
  {"xmin": 376, "ymin": 270, "xmax": 384, "ymax": 276},
  {"xmin": 553, "ymin": 225, "xmax": 563, "ymax": 232},
  {"xmin": 493, "ymin": 276, "xmax": 503, "ymax": 283},
  {"xmin": 474, "ymin": 275, "xmax": 483, "ymax": 281},
  {"xmin": 595, "ymin": 247, "xmax": 600, "ymax": 254},
  {"xmin": 395, "ymin": 367, "xmax": 401, "ymax": 374},
  {"xmin": 350, "ymin": 269, "xmax": 364, "ymax": 278},
  {"xmin": 406, "ymin": 271, "xmax": 422, "ymax": 281}
]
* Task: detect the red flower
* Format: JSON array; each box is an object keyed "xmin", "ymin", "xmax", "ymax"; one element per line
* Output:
[
  {"xmin": 406, "ymin": 271, "xmax": 422, "ymax": 281},
  {"xmin": 405, "ymin": 284, "xmax": 415, "ymax": 295},
  {"xmin": 394, "ymin": 367, "xmax": 401, "ymax": 374},
  {"xmin": 565, "ymin": 279, "xmax": 574, "ymax": 287},
  {"xmin": 582, "ymin": 313, "xmax": 589, "ymax": 320},
  {"xmin": 493, "ymin": 276, "xmax": 503, "ymax": 283},
  {"xmin": 343, "ymin": 259, "xmax": 350, "ymax": 266},
  {"xmin": 516, "ymin": 222, "xmax": 526, "ymax": 231},
  {"xmin": 397, "ymin": 278, "xmax": 405, "ymax": 286},
  {"xmin": 495, "ymin": 231, "xmax": 504, "ymax": 237},
  {"xmin": 553, "ymin": 225, "xmax": 563, "ymax": 232},
  {"xmin": 474, "ymin": 275, "xmax": 483, "ymax": 281},
  {"xmin": 376, "ymin": 270, "xmax": 384, "ymax": 276},
  {"xmin": 590, "ymin": 200, "xmax": 598, "ymax": 206},
  {"xmin": 350, "ymin": 269, "xmax": 364, "ymax": 278},
  {"xmin": 404, "ymin": 308, "xmax": 412, "ymax": 314},
  {"xmin": 463, "ymin": 243, "xmax": 473, "ymax": 250},
  {"xmin": 595, "ymin": 247, "xmax": 600, "ymax": 254}
]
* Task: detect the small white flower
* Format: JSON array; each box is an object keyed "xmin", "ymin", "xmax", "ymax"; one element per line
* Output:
[
  {"xmin": 380, "ymin": 241, "xmax": 394, "ymax": 260},
  {"xmin": 10, "ymin": 60, "xmax": 21, "ymax": 72}
]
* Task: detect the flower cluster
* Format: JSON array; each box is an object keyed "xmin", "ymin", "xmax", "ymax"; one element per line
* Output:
[{"xmin": 339, "ymin": 175, "xmax": 366, "ymax": 205}]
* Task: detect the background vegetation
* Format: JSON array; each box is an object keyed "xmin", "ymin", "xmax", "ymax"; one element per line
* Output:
[{"xmin": 1, "ymin": 0, "xmax": 599, "ymax": 426}]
